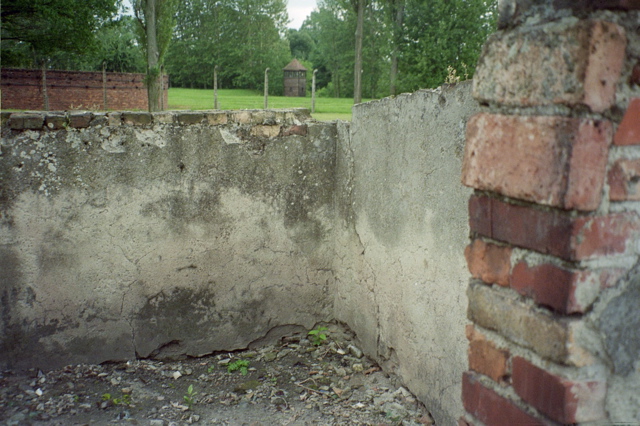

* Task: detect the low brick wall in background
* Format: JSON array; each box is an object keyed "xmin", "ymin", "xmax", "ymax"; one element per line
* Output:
[{"xmin": 1, "ymin": 68, "xmax": 168, "ymax": 111}]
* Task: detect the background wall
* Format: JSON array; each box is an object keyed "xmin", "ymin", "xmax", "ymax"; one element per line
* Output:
[
  {"xmin": 0, "ymin": 109, "xmax": 335, "ymax": 368},
  {"xmin": 1, "ymin": 68, "xmax": 168, "ymax": 111},
  {"xmin": 333, "ymin": 83, "xmax": 477, "ymax": 424}
]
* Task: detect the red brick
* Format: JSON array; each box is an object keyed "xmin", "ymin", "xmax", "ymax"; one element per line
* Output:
[
  {"xmin": 473, "ymin": 20, "xmax": 626, "ymax": 112},
  {"xmin": 123, "ymin": 112, "xmax": 153, "ymax": 125},
  {"xmin": 572, "ymin": 213, "xmax": 640, "ymax": 259},
  {"xmin": 511, "ymin": 262, "xmax": 624, "ymax": 314},
  {"xmin": 512, "ymin": 357, "xmax": 606, "ymax": 423},
  {"xmin": 462, "ymin": 372, "xmax": 542, "ymax": 425},
  {"xmin": 463, "ymin": 114, "xmax": 611, "ymax": 211},
  {"xmin": 614, "ymin": 98, "xmax": 640, "ymax": 146},
  {"xmin": 177, "ymin": 112, "xmax": 204, "ymax": 125},
  {"xmin": 609, "ymin": 158, "xmax": 640, "ymax": 201},
  {"xmin": 511, "ymin": 262, "xmax": 574, "ymax": 313},
  {"xmin": 282, "ymin": 124, "xmax": 308, "ymax": 136},
  {"xmin": 469, "ymin": 195, "xmax": 640, "ymax": 261},
  {"xmin": 1, "ymin": 68, "xmax": 165, "ymax": 111},
  {"xmin": 467, "ymin": 327, "xmax": 510, "ymax": 382},
  {"xmin": 631, "ymin": 62, "xmax": 640, "ymax": 85},
  {"xmin": 8, "ymin": 113, "xmax": 44, "ymax": 130},
  {"xmin": 464, "ymin": 239, "xmax": 512, "ymax": 286},
  {"xmin": 69, "ymin": 112, "xmax": 93, "ymax": 128}
]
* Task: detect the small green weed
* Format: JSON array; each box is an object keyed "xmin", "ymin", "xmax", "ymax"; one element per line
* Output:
[
  {"xmin": 183, "ymin": 384, "xmax": 196, "ymax": 410},
  {"xmin": 308, "ymin": 326, "xmax": 329, "ymax": 346},
  {"xmin": 101, "ymin": 393, "xmax": 132, "ymax": 406},
  {"xmin": 207, "ymin": 365, "xmax": 216, "ymax": 374},
  {"xmin": 227, "ymin": 359, "xmax": 250, "ymax": 375}
]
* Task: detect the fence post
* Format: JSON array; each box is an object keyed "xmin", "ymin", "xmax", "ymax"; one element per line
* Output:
[
  {"xmin": 264, "ymin": 68, "xmax": 270, "ymax": 109},
  {"xmin": 214, "ymin": 65, "xmax": 218, "ymax": 110},
  {"xmin": 102, "ymin": 61, "xmax": 108, "ymax": 111},
  {"xmin": 160, "ymin": 65, "xmax": 165, "ymax": 111},
  {"xmin": 312, "ymin": 69, "xmax": 318, "ymax": 114},
  {"xmin": 42, "ymin": 64, "xmax": 49, "ymax": 111}
]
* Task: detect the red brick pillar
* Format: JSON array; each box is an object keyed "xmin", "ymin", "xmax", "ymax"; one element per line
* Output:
[{"xmin": 460, "ymin": 2, "xmax": 640, "ymax": 424}]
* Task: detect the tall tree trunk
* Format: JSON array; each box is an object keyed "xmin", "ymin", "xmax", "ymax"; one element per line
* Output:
[
  {"xmin": 145, "ymin": 0, "xmax": 161, "ymax": 112},
  {"xmin": 353, "ymin": 0, "xmax": 364, "ymax": 104},
  {"xmin": 389, "ymin": 0, "xmax": 404, "ymax": 96}
]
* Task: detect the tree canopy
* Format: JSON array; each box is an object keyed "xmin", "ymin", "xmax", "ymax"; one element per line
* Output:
[
  {"xmin": 1, "ymin": 0, "xmax": 121, "ymax": 67},
  {"xmin": 1, "ymin": 0, "xmax": 498, "ymax": 98}
]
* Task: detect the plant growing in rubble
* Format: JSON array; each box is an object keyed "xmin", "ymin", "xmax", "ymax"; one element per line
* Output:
[
  {"xmin": 183, "ymin": 384, "xmax": 196, "ymax": 410},
  {"xmin": 227, "ymin": 359, "xmax": 250, "ymax": 375},
  {"xmin": 308, "ymin": 326, "xmax": 329, "ymax": 346},
  {"xmin": 101, "ymin": 392, "xmax": 132, "ymax": 406}
]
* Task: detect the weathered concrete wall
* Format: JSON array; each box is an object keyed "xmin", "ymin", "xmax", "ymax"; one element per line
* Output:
[
  {"xmin": 0, "ymin": 109, "xmax": 335, "ymax": 369},
  {"xmin": 333, "ymin": 83, "xmax": 477, "ymax": 424}
]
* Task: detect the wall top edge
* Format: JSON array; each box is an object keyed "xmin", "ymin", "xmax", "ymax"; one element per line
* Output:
[{"xmin": 1, "ymin": 108, "xmax": 314, "ymax": 130}]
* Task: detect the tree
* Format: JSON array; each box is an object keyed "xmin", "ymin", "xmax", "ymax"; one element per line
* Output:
[
  {"xmin": 287, "ymin": 29, "xmax": 315, "ymax": 61},
  {"xmin": 45, "ymin": 16, "xmax": 145, "ymax": 73},
  {"xmin": 1, "ymin": 0, "xmax": 120, "ymax": 68},
  {"xmin": 164, "ymin": 0, "xmax": 289, "ymax": 93},
  {"xmin": 398, "ymin": 0, "xmax": 497, "ymax": 92},
  {"xmin": 386, "ymin": 0, "xmax": 405, "ymax": 96},
  {"xmin": 302, "ymin": 1, "xmax": 354, "ymax": 98},
  {"xmin": 350, "ymin": 0, "xmax": 367, "ymax": 103},
  {"xmin": 133, "ymin": 0, "xmax": 177, "ymax": 111}
]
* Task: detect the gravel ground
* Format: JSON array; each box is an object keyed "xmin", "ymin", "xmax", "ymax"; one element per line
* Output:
[{"xmin": 0, "ymin": 323, "xmax": 435, "ymax": 426}]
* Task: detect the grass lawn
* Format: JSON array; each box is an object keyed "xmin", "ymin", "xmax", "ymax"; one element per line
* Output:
[{"xmin": 168, "ymin": 88, "xmax": 370, "ymax": 121}]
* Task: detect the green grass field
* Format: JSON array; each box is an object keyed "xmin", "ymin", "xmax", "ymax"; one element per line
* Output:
[{"xmin": 168, "ymin": 88, "xmax": 367, "ymax": 121}]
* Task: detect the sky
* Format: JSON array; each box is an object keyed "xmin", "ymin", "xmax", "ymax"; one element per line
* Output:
[{"xmin": 287, "ymin": 0, "xmax": 317, "ymax": 29}]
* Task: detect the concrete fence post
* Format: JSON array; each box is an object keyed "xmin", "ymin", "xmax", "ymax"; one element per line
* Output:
[
  {"xmin": 42, "ymin": 64, "xmax": 49, "ymax": 111},
  {"xmin": 102, "ymin": 62, "xmax": 108, "ymax": 111},
  {"xmin": 214, "ymin": 65, "xmax": 218, "ymax": 110},
  {"xmin": 160, "ymin": 65, "xmax": 165, "ymax": 111},
  {"xmin": 264, "ymin": 68, "xmax": 270, "ymax": 110},
  {"xmin": 312, "ymin": 69, "xmax": 318, "ymax": 114}
]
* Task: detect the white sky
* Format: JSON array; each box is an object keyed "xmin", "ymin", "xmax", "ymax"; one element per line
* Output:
[{"xmin": 287, "ymin": 0, "xmax": 317, "ymax": 29}]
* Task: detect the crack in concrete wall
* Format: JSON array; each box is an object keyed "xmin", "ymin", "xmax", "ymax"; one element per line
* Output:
[{"xmin": 2, "ymin": 87, "xmax": 489, "ymax": 424}]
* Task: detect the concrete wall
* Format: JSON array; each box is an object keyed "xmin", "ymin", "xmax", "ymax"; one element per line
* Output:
[
  {"xmin": 333, "ymin": 83, "xmax": 477, "ymax": 424},
  {"xmin": 0, "ymin": 109, "xmax": 335, "ymax": 369},
  {"xmin": 1, "ymin": 86, "xmax": 478, "ymax": 424}
]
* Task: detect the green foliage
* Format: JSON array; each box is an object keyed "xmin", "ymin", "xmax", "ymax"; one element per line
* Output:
[
  {"xmin": 397, "ymin": 0, "xmax": 497, "ymax": 91},
  {"xmin": 45, "ymin": 16, "xmax": 145, "ymax": 72},
  {"xmin": 1, "ymin": 0, "xmax": 121, "ymax": 68},
  {"xmin": 164, "ymin": 0, "xmax": 290, "ymax": 93},
  {"xmin": 227, "ymin": 359, "xmax": 250, "ymax": 375},
  {"xmin": 183, "ymin": 384, "xmax": 196, "ymax": 410},
  {"xmin": 101, "ymin": 392, "xmax": 132, "ymax": 406},
  {"xmin": 308, "ymin": 326, "xmax": 329, "ymax": 346}
]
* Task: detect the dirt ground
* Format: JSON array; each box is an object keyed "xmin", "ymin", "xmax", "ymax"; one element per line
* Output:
[{"xmin": 0, "ymin": 323, "xmax": 435, "ymax": 426}]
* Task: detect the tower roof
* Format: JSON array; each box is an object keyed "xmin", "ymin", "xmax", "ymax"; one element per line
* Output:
[{"xmin": 283, "ymin": 59, "xmax": 307, "ymax": 71}]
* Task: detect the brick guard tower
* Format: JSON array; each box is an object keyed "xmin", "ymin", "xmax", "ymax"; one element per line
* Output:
[{"xmin": 283, "ymin": 59, "xmax": 307, "ymax": 97}]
